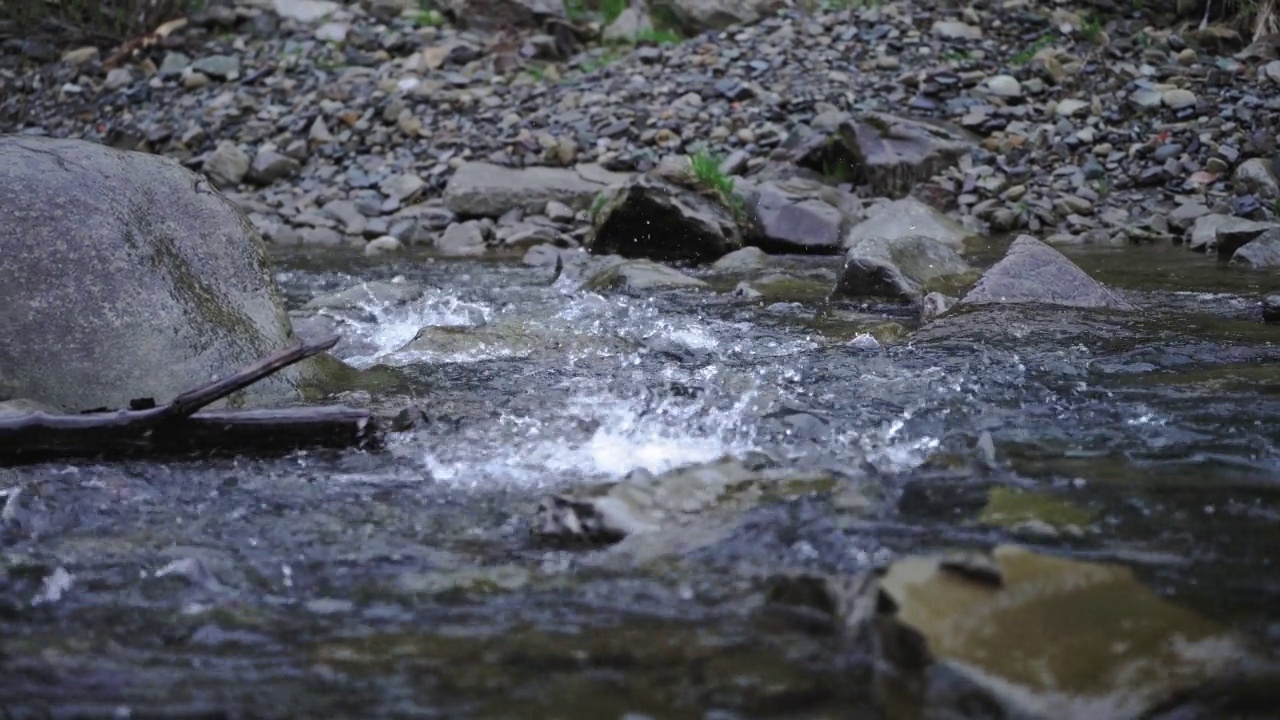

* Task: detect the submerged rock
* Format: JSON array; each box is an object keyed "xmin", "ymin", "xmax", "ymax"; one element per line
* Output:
[
  {"xmin": 960, "ymin": 235, "xmax": 1135, "ymax": 311},
  {"xmin": 0, "ymin": 136, "xmax": 332, "ymax": 412},
  {"xmin": 589, "ymin": 174, "xmax": 743, "ymax": 264},
  {"xmin": 878, "ymin": 545, "xmax": 1252, "ymax": 719},
  {"xmin": 581, "ymin": 258, "xmax": 709, "ymax": 291}
]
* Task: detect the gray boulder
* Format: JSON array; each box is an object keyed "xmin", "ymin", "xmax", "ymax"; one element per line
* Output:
[
  {"xmin": 960, "ymin": 235, "xmax": 1135, "ymax": 311},
  {"xmin": 445, "ymin": 0, "xmax": 564, "ymax": 28},
  {"xmin": 1186, "ymin": 214, "xmax": 1277, "ymax": 254},
  {"xmin": 785, "ymin": 112, "xmax": 974, "ymax": 199},
  {"xmin": 835, "ymin": 236, "xmax": 976, "ymax": 302},
  {"xmin": 589, "ymin": 174, "xmax": 742, "ymax": 264},
  {"xmin": 443, "ymin": 161, "xmax": 627, "ymax": 218},
  {"xmin": 0, "ymin": 136, "xmax": 333, "ymax": 412},
  {"xmin": 843, "ymin": 196, "xmax": 975, "ymax": 251},
  {"xmin": 582, "ymin": 258, "xmax": 709, "ymax": 292},
  {"xmin": 1230, "ymin": 228, "xmax": 1280, "ymax": 268},
  {"xmin": 746, "ymin": 178, "xmax": 849, "ymax": 254}
]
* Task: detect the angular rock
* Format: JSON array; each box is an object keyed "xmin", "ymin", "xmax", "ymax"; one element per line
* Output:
[
  {"xmin": 787, "ymin": 112, "xmax": 974, "ymax": 200},
  {"xmin": 747, "ymin": 180, "xmax": 845, "ymax": 254},
  {"xmin": 1229, "ymin": 228, "xmax": 1280, "ymax": 268},
  {"xmin": 960, "ymin": 235, "xmax": 1135, "ymax": 311},
  {"xmin": 1233, "ymin": 157, "xmax": 1280, "ymax": 200},
  {"xmin": 843, "ymin": 196, "xmax": 976, "ymax": 251},
  {"xmin": 1191, "ymin": 215, "xmax": 1279, "ymax": 256},
  {"xmin": 444, "ymin": 162, "xmax": 620, "ymax": 218},
  {"xmin": 437, "ymin": 220, "xmax": 489, "ymax": 257},
  {"xmin": 589, "ymin": 174, "xmax": 742, "ymax": 264},
  {"xmin": 835, "ymin": 236, "xmax": 976, "ymax": 302},
  {"xmin": 0, "ymin": 136, "xmax": 330, "ymax": 412},
  {"xmin": 203, "ymin": 140, "xmax": 251, "ymax": 188},
  {"xmin": 247, "ymin": 148, "xmax": 301, "ymax": 185}
]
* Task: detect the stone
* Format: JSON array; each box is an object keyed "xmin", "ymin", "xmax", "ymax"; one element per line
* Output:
[
  {"xmin": 1187, "ymin": 214, "xmax": 1278, "ymax": 254},
  {"xmin": 663, "ymin": 0, "xmax": 778, "ymax": 33},
  {"xmin": 190, "ymin": 54, "xmax": 240, "ymax": 80},
  {"xmin": 712, "ymin": 246, "xmax": 769, "ymax": 272},
  {"xmin": 1229, "ymin": 229, "xmax": 1280, "ymax": 268},
  {"xmin": 444, "ymin": 162, "xmax": 618, "ymax": 218},
  {"xmin": 364, "ymin": 235, "xmax": 405, "ymax": 256},
  {"xmin": 1264, "ymin": 294, "xmax": 1280, "ymax": 323},
  {"xmin": 1055, "ymin": 98, "xmax": 1089, "ymax": 117},
  {"xmin": 984, "ymin": 75, "xmax": 1022, "ymax": 98},
  {"xmin": 747, "ymin": 181, "xmax": 845, "ymax": 254},
  {"xmin": 931, "ymin": 20, "xmax": 982, "ymax": 40},
  {"xmin": 602, "ymin": 6, "xmax": 653, "ymax": 43},
  {"xmin": 203, "ymin": 140, "xmax": 251, "ymax": 188},
  {"xmin": 589, "ymin": 174, "xmax": 742, "ymax": 264},
  {"xmin": 437, "ymin": 220, "xmax": 489, "ymax": 256},
  {"xmin": 1233, "ymin": 158, "xmax": 1279, "ymax": 200},
  {"xmin": 380, "ymin": 173, "xmax": 426, "ymax": 202},
  {"xmin": 0, "ymin": 136, "xmax": 332, "ymax": 412},
  {"xmin": 247, "ymin": 148, "xmax": 301, "ymax": 185},
  {"xmin": 878, "ymin": 546, "xmax": 1249, "ymax": 719},
  {"xmin": 835, "ymin": 235, "xmax": 977, "ymax": 302},
  {"xmin": 960, "ymin": 235, "xmax": 1135, "ymax": 311},
  {"xmin": 789, "ymin": 112, "xmax": 974, "ymax": 200},
  {"xmin": 582, "ymin": 259, "xmax": 709, "ymax": 292},
  {"xmin": 271, "ymin": 0, "xmax": 341, "ymax": 22},
  {"xmin": 1161, "ymin": 88, "xmax": 1197, "ymax": 109},
  {"xmin": 844, "ymin": 197, "xmax": 976, "ymax": 251},
  {"xmin": 103, "ymin": 67, "xmax": 133, "ymax": 91}
]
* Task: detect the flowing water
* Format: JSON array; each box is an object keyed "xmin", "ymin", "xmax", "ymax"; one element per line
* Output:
[{"xmin": 3, "ymin": 242, "xmax": 1280, "ymax": 718}]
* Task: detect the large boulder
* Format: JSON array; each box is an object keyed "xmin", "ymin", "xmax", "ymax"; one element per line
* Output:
[
  {"xmin": 843, "ymin": 196, "xmax": 975, "ymax": 251},
  {"xmin": 784, "ymin": 112, "xmax": 975, "ymax": 199},
  {"xmin": 0, "ymin": 136, "xmax": 333, "ymax": 412},
  {"xmin": 745, "ymin": 178, "xmax": 854, "ymax": 254},
  {"xmin": 588, "ymin": 174, "xmax": 742, "ymax": 264},
  {"xmin": 960, "ymin": 235, "xmax": 1135, "ymax": 311},
  {"xmin": 835, "ymin": 235, "xmax": 977, "ymax": 302},
  {"xmin": 443, "ymin": 161, "xmax": 628, "ymax": 218}
]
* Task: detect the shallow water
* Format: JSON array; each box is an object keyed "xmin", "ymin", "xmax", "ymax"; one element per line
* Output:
[{"xmin": 3, "ymin": 244, "xmax": 1279, "ymax": 718}]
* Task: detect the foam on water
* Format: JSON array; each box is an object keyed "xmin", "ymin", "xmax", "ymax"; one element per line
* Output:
[{"xmin": 324, "ymin": 282, "xmax": 941, "ymax": 487}]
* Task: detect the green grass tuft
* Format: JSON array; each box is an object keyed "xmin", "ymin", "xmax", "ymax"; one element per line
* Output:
[{"xmin": 689, "ymin": 150, "xmax": 746, "ymax": 219}]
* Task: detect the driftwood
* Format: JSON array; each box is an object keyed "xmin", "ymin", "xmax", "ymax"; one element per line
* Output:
[{"xmin": 0, "ymin": 333, "xmax": 382, "ymax": 466}]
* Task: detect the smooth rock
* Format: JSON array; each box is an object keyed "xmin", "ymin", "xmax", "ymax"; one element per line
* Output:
[
  {"xmin": 0, "ymin": 136, "xmax": 330, "ymax": 411},
  {"xmin": 444, "ymin": 162, "xmax": 613, "ymax": 217},
  {"xmin": 835, "ymin": 235, "xmax": 977, "ymax": 301},
  {"xmin": 844, "ymin": 196, "xmax": 976, "ymax": 251},
  {"xmin": 960, "ymin": 235, "xmax": 1135, "ymax": 311}
]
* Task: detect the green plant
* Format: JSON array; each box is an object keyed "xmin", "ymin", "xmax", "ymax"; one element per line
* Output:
[
  {"xmin": 589, "ymin": 191, "xmax": 609, "ymax": 222},
  {"xmin": 632, "ymin": 27, "xmax": 681, "ymax": 45},
  {"xmin": 689, "ymin": 150, "xmax": 746, "ymax": 219},
  {"xmin": 1080, "ymin": 11, "xmax": 1104, "ymax": 43},
  {"xmin": 412, "ymin": 8, "xmax": 445, "ymax": 27},
  {"xmin": 1010, "ymin": 33, "xmax": 1056, "ymax": 66},
  {"xmin": 565, "ymin": 0, "xmax": 626, "ymax": 24}
]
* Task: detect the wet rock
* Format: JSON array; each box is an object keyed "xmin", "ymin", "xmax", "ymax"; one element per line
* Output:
[
  {"xmin": 978, "ymin": 487, "xmax": 1094, "ymax": 537},
  {"xmin": 0, "ymin": 137, "xmax": 330, "ymax": 412},
  {"xmin": 1264, "ymin": 294, "xmax": 1280, "ymax": 323},
  {"xmin": 712, "ymin": 246, "xmax": 769, "ymax": 272},
  {"xmin": 1230, "ymin": 228, "xmax": 1280, "ymax": 268},
  {"xmin": 920, "ymin": 291, "xmax": 956, "ymax": 323},
  {"xmin": 589, "ymin": 175, "xmax": 742, "ymax": 264},
  {"xmin": 835, "ymin": 236, "xmax": 976, "ymax": 302},
  {"xmin": 747, "ymin": 180, "xmax": 845, "ymax": 254},
  {"xmin": 444, "ymin": 162, "xmax": 622, "ymax": 218},
  {"xmin": 534, "ymin": 458, "xmax": 844, "ymax": 552},
  {"xmin": 1187, "ymin": 214, "xmax": 1277, "ymax": 253},
  {"xmin": 364, "ymin": 235, "xmax": 404, "ymax": 256},
  {"xmin": 581, "ymin": 258, "xmax": 709, "ymax": 292},
  {"xmin": 843, "ymin": 196, "xmax": 975, "ymax": 251},
  {"xmin": 960, "ymin": 235, "xmax": 1135, "ymax": 311},
  {"xmin": 789, "ymin": 113, "xmax": 974, "ymax": 200},
  {"xmin": 878, "ymin": 545, "xmax": 1251, "ymax": 719},
  {"xmin": 303, "ymin": 280, "xmax": 424, "ymax": 311}
]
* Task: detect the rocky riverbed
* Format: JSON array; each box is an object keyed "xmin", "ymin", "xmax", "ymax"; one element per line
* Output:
[{"xmin": 3, "ymin": 0, "xmax": 1280, "ymax": 718}]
